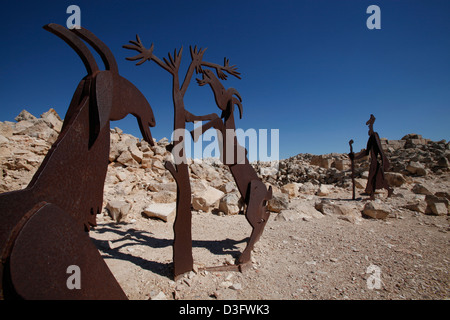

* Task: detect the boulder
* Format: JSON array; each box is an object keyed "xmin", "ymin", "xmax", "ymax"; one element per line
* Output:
[
  {"xmin": 274, "ymin": 209, "xmax": 302, "ymax": 221},
  {"xmin": 0, "ymin": 134, "xmax": 9, "ymax": 145},
  {"xmin": 40, "ymin": 108, "xmax": 63, "ymax": 132},
  {"xmin": 280, "ymin": 183, "xmax": 300, "ymax": 199},
  {"xmin": 267, "ymin": 192, "xmax": 289, "ymax": 213},
  {"xmin": 14, "ymin": 119, "xmax": 58, "ymax": 143},
  {"xmin": 315, "ymin": 200, "xmax": 341, "ymax": 216},
  {"xmin": 411, "ymin": 184, "xmax": 433, "ymax": 195},
  {"xmin": 141, "ymin": 153, "xmax": 153, "ymax": 169},
  {"xmin": 316, "ymin": 184, "xmax": 333, "ymax": 196},
  {"xmin": 129, "ymin": 144, "xmax": 143, "ymax": 163},
  {"xmin": 435, "ymin": 191, "xmax": 450, "ymax": 201},
  {"xmin": 152, "ymin": 159, "xmax": 165, "ymax": 171},
  {"xmin": 403, "ymin": 200, "xmax": 427, "ymax": 214},
  {"xmin": 15, "ymin": 110, "xmax": 36, "ymax": 122},
  {"xmin": 218, "ymin": 181, "xmax": 237, "ymax": 193},
  {"xmin": 143, "ymin": 203, "xmax": 176, "ymax": 222},
  {"xmin": 406, "ymin": 161, "xmax": 427, "ymax": 176},
  {"xmin": 106, "ymin": 200, "xmax": 132, "ymax": 222},
  {"xmin": 296, "ymin": 202, "xmax": 323, "ymax": 219},
  {"xmin": 385, "ymin": 172, "xmax": 406, "ymax": 187},
  {"xmin": 362, "ymin": 201, "xmax": 390, "ymax": 219},
  {"xmin": 334, "ymin": 159, "xmax": 349, "ymax": 171},
  {"xmin": 0, "ymin": 122, "xmax": 13, "ymax": 137},
  {"xmin": 437, "ymin": 157, "xmax": 449, "ymax": 169},
  {"xmin": 147, "ymin": 182, "xmax": 177, "ymax": 193},
  {"xmin": 151, "ymin": 190, "xmax": 177, "ymax": 203},
  {"xmin": 428, "ymin": 202, "xmax": 448, "ymax": 216},
  {"xmin": 151, "ymin": 145, "xmax": 166, "ymax": 156},
  {"xmin": 354, "ymin": 178, "xmax": 367, "ymax": 189},
  {"xmin": 315, "ymin": 200, "xmax": 361, "ymax": 223},
  {"xmin": 218, "ymin": 193, "xmax": 242, "ymax": 215},
  {"xmin": 310, "ymin": 155, "xmax": 334, "ymax": 169},
  {"xmin": 425, "ymin": 194, "xmax": 449, "ymax": 216},
  {"xmin": 299, "ymin": 182, "xmax": 318, "ymax": 194},
  {"xmin": 336, "ymin": 205, "xmax": 362, "ymax": 224},
  {"xmin": 192, "ymin": 186, "xmax": 224, "ymax": 212},
  {"xmin": 115, "ymin": 171, "xmax": 128, "ymax": 182},
  {"xmin": 116, "ymin": 150, "xmax": 138, "ymax": 167}
]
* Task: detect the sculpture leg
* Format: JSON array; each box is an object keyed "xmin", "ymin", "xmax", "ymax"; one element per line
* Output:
[{"xmin": 237, "ymin": 180, "xmax": 270, "ymax": 265}]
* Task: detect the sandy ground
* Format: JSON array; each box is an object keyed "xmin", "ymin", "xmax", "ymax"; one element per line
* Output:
[{"xmin": 89, "ymin": 175, "xmax": 450, "ymax": 300}]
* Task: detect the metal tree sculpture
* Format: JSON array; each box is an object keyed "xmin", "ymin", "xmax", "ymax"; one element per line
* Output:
[
  {"xmin": 0, "ymin": 24, "xmax": 156, "ymax": 299},
  {"xmin": 349, "ymin": 114, "xmax": 393, "ymax": 200},
  {"xmin": 124, "ymin": 36, "xmax": 238, "ymax": 279}
]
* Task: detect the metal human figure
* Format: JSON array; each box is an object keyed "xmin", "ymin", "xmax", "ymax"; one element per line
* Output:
[
  {"xmin": 349, "ymin": 114, "xmax": 393, "ymax": 200},
  {"xmin": 0, "ymin": 24, "xmax": 156, "ymax": 299}
]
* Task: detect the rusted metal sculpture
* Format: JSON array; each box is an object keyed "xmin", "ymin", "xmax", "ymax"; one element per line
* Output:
[
  {"xmin": 349, "ymin": 114, "xmax": 393, "ymax": 200},
  {"xmin": 124, "ymin": 37, "xmax": 266, "ymax": 277},
  {"xmin": 190, "ymin": 69, "xmax": 273, "ymax": 268},
  {"xmin": 0, "ymin": 24, "xmax": 156, "ymax": 299},
  {"xmin": 349, "ymin": 139, "xmax": 356, "ymax": 200}
]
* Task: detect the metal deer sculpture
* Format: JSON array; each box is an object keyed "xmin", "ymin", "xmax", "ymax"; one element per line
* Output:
[
  {"xmin": 191, "ymin": 68, "xmax": 273, "ymax": 268},
  {"xmin": 349, "ymin": 114, "xmax": 393, "ymax": 200},
  {"xmin": 0, "ymin": 24, "xmax": 156, "ymax": 299}
]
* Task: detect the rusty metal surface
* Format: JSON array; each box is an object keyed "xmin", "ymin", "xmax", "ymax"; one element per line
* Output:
[
  {"xmin": 124, "ymin": 37, "xmax": 271, "ymax": 277},
  {"xmin": 0, "ymin": 24, "xmax": 156, "ymax": 299},
  {"xmin": 124, "ymin": 38, "xmax": 197, "ymax": 279},
  {"xmin": 350, "ymin": 114, "xmax": 393, "ymax": 200},
  {"xmin": 192, "ymin": 68, "xmax": 273, "ymax": 266},
  {"xmin": 9, "ymin": 202, "xmax": 126, "ymax": 299}
]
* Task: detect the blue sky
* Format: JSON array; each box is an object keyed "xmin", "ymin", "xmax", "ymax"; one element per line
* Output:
[{"xmin": 1, "ymin": 0, "xmax": 449, "ymax": 160}]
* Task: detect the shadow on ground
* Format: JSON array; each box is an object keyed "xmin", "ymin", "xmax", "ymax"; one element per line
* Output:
[{"xmin": 90, "ymin": 222, "xmax": 248, "ymax": 279}]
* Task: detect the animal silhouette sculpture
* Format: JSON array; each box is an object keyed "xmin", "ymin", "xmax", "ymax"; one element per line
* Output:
[
  {"xmin": 191, "ymin": 68, "xmax": 273, "ymax": 267},
  {"xmin": 0, "ymin": 24, "xmax": 155, "ymax": 299}
]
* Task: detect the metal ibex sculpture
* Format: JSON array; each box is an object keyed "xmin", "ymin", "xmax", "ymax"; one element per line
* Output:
[
  {"xmin": 0, "ymin": 24, "xmax": 155, "ymax": 299},
  {"xmin": 349, "ymin": 114, "xmax": 393, "ymax": 200},
  {"xmin": 192, "ymin": 68, "xmax": 273, "ymax": 267}
]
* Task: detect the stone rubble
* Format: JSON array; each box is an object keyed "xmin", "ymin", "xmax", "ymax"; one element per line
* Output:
[{"xmin": 1, "ymin": 109, "xmax": 449, "ymax": 225}]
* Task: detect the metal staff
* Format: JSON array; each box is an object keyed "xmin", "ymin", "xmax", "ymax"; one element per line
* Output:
[{"xmin": 349, "ymin": 139, "xmax": 355, "ymax": 200}]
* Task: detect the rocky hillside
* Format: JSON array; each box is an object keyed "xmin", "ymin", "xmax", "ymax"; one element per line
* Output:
[{"xmin": 1, "ymin": 109, "xmax": 449, "ymax": 223}]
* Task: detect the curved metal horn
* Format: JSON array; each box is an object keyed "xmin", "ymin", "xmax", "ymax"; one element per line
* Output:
[
  {"xmin": 43, "ymin": 23, "xmax": 99, "ymax": 75},
  {"xmin": 71, "ymin": 27, "xmax": 119, "ymax": 73}
]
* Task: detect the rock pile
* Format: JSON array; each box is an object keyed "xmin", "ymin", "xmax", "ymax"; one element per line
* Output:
[
  {"xmin": 1, "ymin": 109, "xmax": 449, "ymax": 225},
  {"xmin": 254, "ymin": 134, "xmax": 449, "ymax": 189},
  {"xmin": 0, "ymin": 109, "xmax": 246, "ymax": 223}
]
